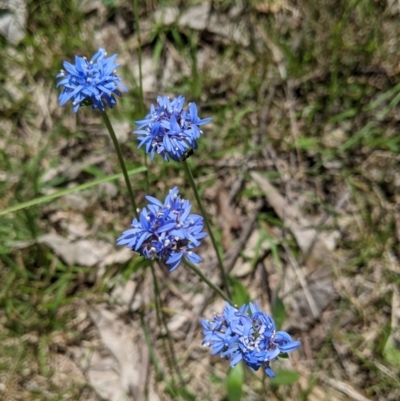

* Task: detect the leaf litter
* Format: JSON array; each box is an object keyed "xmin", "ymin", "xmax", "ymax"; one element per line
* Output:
[{"xmin": 1, "ymin": 1, "xmax": 400, "ymax": 401}]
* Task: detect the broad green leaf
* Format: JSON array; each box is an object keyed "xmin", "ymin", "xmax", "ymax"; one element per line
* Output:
[
  {"xmin": 178, "ymin": 388, "xmax": 197, "ymax": 401},
  {"xmin": 384, "ymin": 338, "xmax": 400, "ymax": 367},
  {"xmin": 328, "ymin": 108, "xmax": 357, "ymax": 123},
  {"xmin": 227, "ymin": 363, "xmax": 244, "ymax": 401},
  {"xmin": 270, "ymin": 369, "xmax": 300, "ymax": 386},
  {"xmin": 271, "ymin": 290, "xmax": 286, "ymax": 330},
  {"xmin": 231, "ymin": 277, "xmax": 250, "ymax": 306},
  {"xmin": 101, "ymin": 0, "xmax": 115, "ymax": 6}
]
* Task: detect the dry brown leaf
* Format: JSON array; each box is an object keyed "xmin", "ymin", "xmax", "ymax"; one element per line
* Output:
[
  {"xmin": 41, "ymin": 235, "xmax": 113, "ymax": 267},
  {"xmin": 69, "ymin": 305, "xmax": 160, "ymax": 401},
  {"xmin": 250, "ymin": 171, "xmax": 337, "ymax": 261},
  {"xmin": 89, "ymin": 306, "xmax": 142, "ymax": 400},
  {"xmin": 251, "ymin": 172, "xmax": 338, "ymax": 320},
  {"xmin": 215, "ymin": 187, "xmax": 241, "ymax": 251},
  {"xmin": 111, "ymin": 279, "xmax": 143, "ymax": 312},
  {"xmin": 13, "ymin": 233, "xmax": 114, "ymax": 267},
  {"xmin": 384, "ymin": 285, "xmax": 400, "ymax": 360},
  {"xmin": 40, "ymin": 154, "xmax": 106, "ymax": 184},
  {"xmin": 319, "ymin": 376, "xmax": 371, "ymax": 401},
  {"xmin": 253, "ymin": 0, "xmax": 288, "ymax": 14},
  {"xmin": 0, "ymin": 0, "xmax": 27, "ymax": 45},
  {"xmin": 231, "ymin": 256, "xmax": 252, "ymax": 277},
  {"xmin": 153, "ymin": 2, "xmax": 250, "ymax": 47}
]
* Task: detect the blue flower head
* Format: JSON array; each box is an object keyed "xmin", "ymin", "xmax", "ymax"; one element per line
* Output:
[
  {"xmin": 134, "ymin": 95, "xmax": 212, "ymax": 162},
  {"xmin": 201, "ymin": 302, "xmax": 301, "ymax": 378},
  {"xmin": 117, "ymin": 187, "xmax": 207, "ymax": 271},
  {"xmin": 56, "ymin": 48, "xmax": 127, "ymax": 112}
]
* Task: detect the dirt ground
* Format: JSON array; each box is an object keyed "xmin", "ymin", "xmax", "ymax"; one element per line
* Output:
[{"xmin": 0, "ymin": 1, "xmax": 400, "ymax": 400}]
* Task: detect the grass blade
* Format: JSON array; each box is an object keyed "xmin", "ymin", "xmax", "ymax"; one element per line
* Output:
[{"xmin": 0, "ymin": 167, "xmax": 147, "ymax": 216}]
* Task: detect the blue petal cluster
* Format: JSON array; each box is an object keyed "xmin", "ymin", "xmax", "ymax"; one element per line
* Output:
[
  {"xmin": 56, "ymin": 48, "xmax": 127, "ymax": 112},
  {"xmin": 134, "ymin": 95, "xmax": 212, "ymax": 161},
  {"xmin": 117, "ymin": 187, "xmax": 207, "ymax": 271},
  {"xmin": 202, "ymin": 302, "xmax": 301, "ymax": 377}
]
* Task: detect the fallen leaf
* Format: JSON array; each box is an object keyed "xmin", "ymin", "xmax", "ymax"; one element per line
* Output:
[
  {"xmin": 13, "ymin": 233, "xmax": 113, "ymax": 267},
  {"xmin": 251, "ymin": 172, "xmax": 338, "ymax": 320},
  {"xmin": 215, "ymin": 187, "xmax": 241, "ymax": 251},
  {"xmin": 250, "ymin": 171, "xmax": 338, "ymax": 260},
  {"xmin": 0, "ymin": 0, "xmax": 27, "ymax": 45},
  {"xmin": 89, "ymin": 306, "xmax": 142, "ymax": 400}
]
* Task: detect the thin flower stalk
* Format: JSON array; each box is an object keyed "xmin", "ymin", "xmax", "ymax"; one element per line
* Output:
[
  {"xmin": 102, "ymin": 112, "xmax": 138, "ymax": 216},
  {"xmin": 56, "ymin": 48, "xmax": 138, "ymax": 215},
  {"xmin": 183, "ymin": 259, "xmax": 232, "ymax": 303},
  {"xmin": 181, "ymin": 159, "xmax": 231, "ymax": 297}
]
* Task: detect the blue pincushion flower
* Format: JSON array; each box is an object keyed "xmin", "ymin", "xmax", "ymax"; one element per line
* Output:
[
  {"xmin": 134, "ymin": 95, "xmax": 212, "ymax": 162},
  {"xmin": 201, "ymin": 302, "xmax": 301, "ymax": 378},
  {"xmin": 56, "ymin": 48, "xmax": 127, "ymax": 112},
  {"xmin": 117, "ymin": 187, "xmax": 207, "ymax": 271}
]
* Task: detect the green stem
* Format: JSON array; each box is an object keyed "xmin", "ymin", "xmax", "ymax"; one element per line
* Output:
[
  {"xmin": 102, "ymin": 111, "xmax": 138, "ymax": 218},
  {"xmin": 183, "ymin": 259, "xmax": 232, "ymax": 304},
  {"xmin": 181, "ymin": 159, "xmax": 231, "ymax": 297},
  {"xmin": 132, "ymin": 1, "xmax": 182, "ymax": 390}
]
